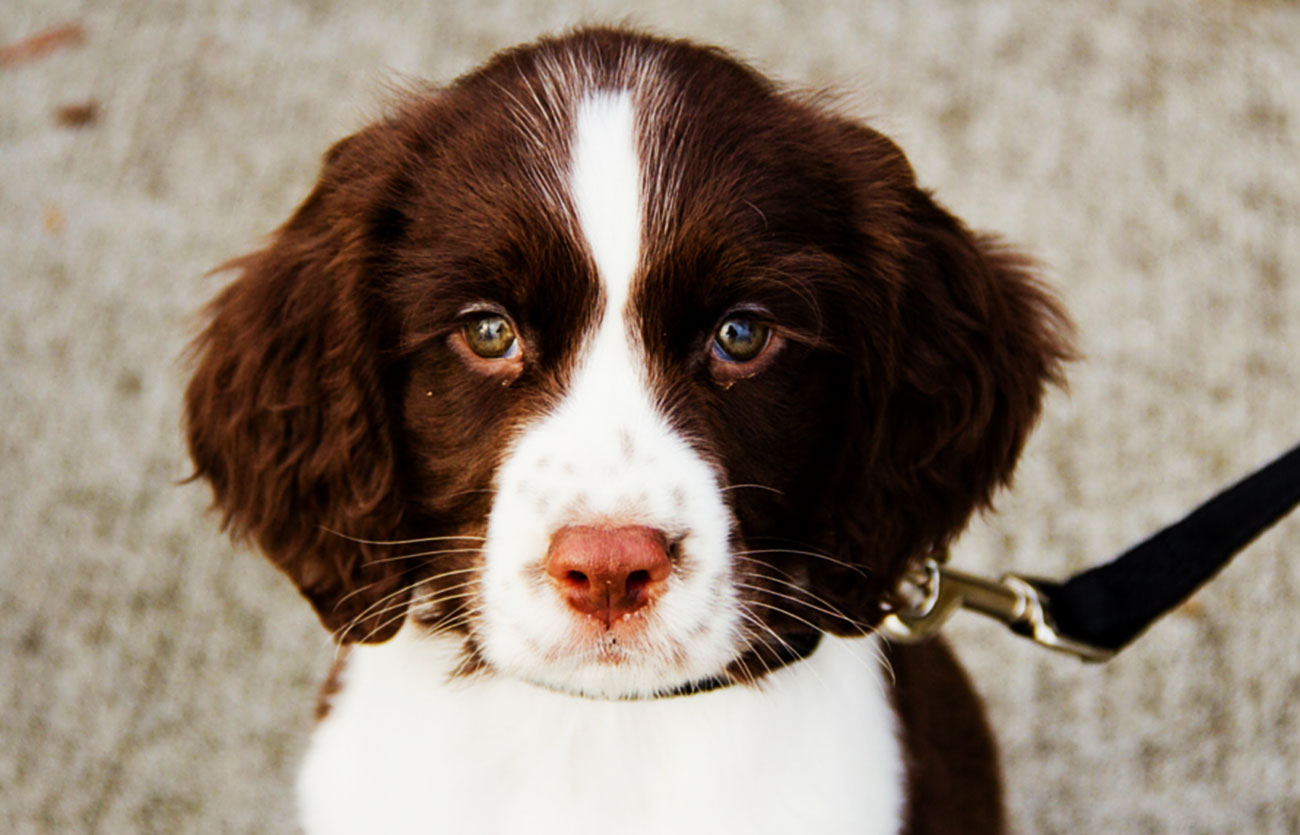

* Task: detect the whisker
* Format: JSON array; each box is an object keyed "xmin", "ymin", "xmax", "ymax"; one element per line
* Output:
[
  {"xmin": 733, "ymin": 565, "xmax": 863, "ymax": 626},
  {"xmin": 719, "ymin": 483, "xmax": 785, "ymax": 496},
  {"xmin": 873, "ymin": 642, "xmax": 897, "ymax": 688},
  {"xmin": 746, "ymin": 599, "xmax": 871, "ymax": 641},
  {"xmin": 439, "ymin": 487, "xmax": 499, "ymax": 501},
  {"xmin": 745, "ymin": 600, "xmax": 885, "ymax": 684},
  {"xmin": 318, "ymin": 528, "xmax": 486, "ymax": 547},
  {"xmin": 410, "ymin": 588, "xmax": 479, "ymax": 612},
  {"xmin": 351, "ymin": 598, "xmax": 420, "ymax": 635},
  {"xmin": 368, "ymin": 546, "xmax": 484, "ymax": 566},
  {"xmin": 448, "ymin": 637, "xmax": 486, "ymax": 679},
  {"xmin": 351, "ymin": 571, "xmax": 480, "ymax": 627},
  {"xmin": 332, "ymin": 561, "xmax": 482, "ymax": 629},
  {"xmin": 733, "ymin": 581, "xmax": 863, "ymax": 628},
  {"xmin": 330, "ymin": 575, "xmax": 389, "ymax": 612},
  {"xmin": 428, "ymin": 612, "xmax": 479, "ymax": 637},
  {"xmin": 332, "ymin": 577, "xmax": 429, "ymax": 645},
  {"xmin": 360, "ymin": 584, "xmax": 484, "ymax": 647},
  {"xmin": 736, "ymin": 609, "xmax": 797, "ymax": 660},
  {"xmin": 735, "ymin": 562, "xmax": 893, "ymax": 680},
  {"xmin": 417, "ymin": 600, "xmax": 483, "ymax": 635},
  {"xmin": 726, "ymin": 634, "xmax": 764, "ymax": 685},
  {"xmin": 358, "ymin": 604, "xmax": 420, "ymax": 646},
  {"xmin": 412, "ymin": 566, "xmax": 482, "ymax": 585},
  {"xmin": 333, "ymin": 572, "xmax": 418, "ymax": 614},
  {"xmin": 737, "ymin": 605, "xmax": 832, "ymax": 695},
  {"xmin": 733, "ymin": 548, "xmax": 869, "ymax": 578}
]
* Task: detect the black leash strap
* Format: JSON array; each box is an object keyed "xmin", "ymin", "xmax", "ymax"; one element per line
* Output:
[
  {"xmin": 1040, "ymin": 441, "xmax": 1300, "ymax": 653},
  {"xmin": 882, "ymin": 442, "xmax": 1300, "ymax": 660}
]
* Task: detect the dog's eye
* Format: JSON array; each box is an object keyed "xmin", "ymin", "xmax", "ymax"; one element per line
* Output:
[
  {"xmin": 464, "ymin": 315, "xmax": 519, "ymax": 359},
  {"xmin": 713, "ymin": 316, "xmax": 770, "ymax": 363}
]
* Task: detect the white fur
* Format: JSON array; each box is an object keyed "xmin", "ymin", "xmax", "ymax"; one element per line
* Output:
[
  {"xmin": 299, "ymin": 627, "xmax": 905, "ymax": 835},
  {"xmin": 569, "ymin": 90, "xmax": 641, "ymax": 305},
  {"xmin": 476, "ymin": 90, "xmax": 744, "ymax": 698}
]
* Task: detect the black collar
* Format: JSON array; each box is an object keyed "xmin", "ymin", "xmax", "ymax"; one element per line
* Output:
[{"xmin": 656, "ymin": 631, "xmax": 824, "ymax": 698}]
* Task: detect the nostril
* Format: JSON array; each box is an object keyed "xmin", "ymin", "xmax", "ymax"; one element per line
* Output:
[
  {"xmin": 564, "ymin": 570, "xmax": 589, "ymax": 586},
  {"xmin": 625, "ymin": 569, "xmax": 651, "ymax": 598}
]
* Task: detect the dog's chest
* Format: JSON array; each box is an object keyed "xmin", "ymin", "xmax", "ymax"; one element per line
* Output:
[{"xmin": 298, "ymin": 629, "xmax": 905, "ymax": 835}]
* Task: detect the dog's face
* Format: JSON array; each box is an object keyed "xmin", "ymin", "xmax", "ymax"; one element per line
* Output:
[{"xmin": 186, "ymin": 29, "xmax": 1069, "ymax": 699}]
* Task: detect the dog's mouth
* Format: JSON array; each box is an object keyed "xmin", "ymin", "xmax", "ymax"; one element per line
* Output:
[
  {"xmin": 503, "ymin": 610, "xmax": 826, "ymax": 700},
  {"xmin": 528, "ymin": 611, "xmax": 712, "ymax": 698},
  {"xmin": 563, "ymin": 615, "xmax": 662, "ymax": 659},
  {"xmin": 472, "ymin": 588, "xmax": 742, "ymax": 699},
  {"xmin": 560, "ymin": 639, "xmax": 673, "ymax": 682}
]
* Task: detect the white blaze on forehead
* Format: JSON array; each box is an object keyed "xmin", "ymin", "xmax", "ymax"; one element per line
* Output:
[{"xmin": 570, "ymin": 90, "xmax": 642, "ymax": 308}]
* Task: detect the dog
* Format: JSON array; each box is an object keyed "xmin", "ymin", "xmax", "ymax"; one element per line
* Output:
[{"xmin": 185, "ymin": 27, "xmax": 1070, "ymax": 835}]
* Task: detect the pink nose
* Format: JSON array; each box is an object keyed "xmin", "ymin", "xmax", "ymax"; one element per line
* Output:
[{"xmin": 545, "ymin": 525, "xmax": 673, "ymax": 626}]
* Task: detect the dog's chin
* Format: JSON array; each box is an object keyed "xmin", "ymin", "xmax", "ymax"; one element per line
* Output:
[
  {"xmin": 520, "ymin": 657, "xmax": 726, "ymax": 701},
  {"xmin": 476, "ymin": 620, "xmax": 739, "ymax": 701}
]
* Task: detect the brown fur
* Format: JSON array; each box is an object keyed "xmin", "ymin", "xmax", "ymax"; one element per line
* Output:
[{"xmin": 889, "ymin": 640, "xmax": 1006, "ymax": 834}]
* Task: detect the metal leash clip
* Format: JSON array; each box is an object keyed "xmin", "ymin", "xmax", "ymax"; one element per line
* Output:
[{"xmin": 880, "ymin": 552, "xmax": 1115, "ymax": 663}]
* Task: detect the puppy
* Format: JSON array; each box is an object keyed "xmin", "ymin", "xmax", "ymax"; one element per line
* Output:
[{"xmin": 186, "ymin": 27, "xmax": 1069, "ymax": 835}]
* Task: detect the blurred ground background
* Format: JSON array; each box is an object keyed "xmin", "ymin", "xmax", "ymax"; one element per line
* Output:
[{"xmin": 2, "ymin": 0, "xmax": 1298, "ymax": 832}]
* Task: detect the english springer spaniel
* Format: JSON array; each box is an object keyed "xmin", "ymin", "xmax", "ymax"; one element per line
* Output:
[{"xmin": 186, "ymin": 27, "xmax": 1070, "ymax": 835}]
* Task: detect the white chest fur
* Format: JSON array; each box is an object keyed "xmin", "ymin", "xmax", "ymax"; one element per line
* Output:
[{"xmin": 298, "ymin": 628, "xmax": 905, "ymax": 835}]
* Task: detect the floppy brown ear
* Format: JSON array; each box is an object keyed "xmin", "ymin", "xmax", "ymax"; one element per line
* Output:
[
  {"xmin": 184, "ymin": 125, "xmax": 413, "ymax": 643},
  {"xmin": 831, "ymin": 187, "xmax": 1072, "ymax": 614}
]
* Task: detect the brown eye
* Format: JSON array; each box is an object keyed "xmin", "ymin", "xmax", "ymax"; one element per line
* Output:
[
  {"xmin": 464, "ymin": 315, "xmax": 519, "ymax": 359},
  {"xmin": 713, "ymin": 316, "xmax": 770, "ymax": 363}
]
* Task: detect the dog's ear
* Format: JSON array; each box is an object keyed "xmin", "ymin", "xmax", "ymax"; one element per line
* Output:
[
  {"xmin": 829, "ymin": 183, "xmax": 1072, "ymax": 617},
  {"xmin": 185, "ymin": 123, "xmax": 413, "ymax": 643}
]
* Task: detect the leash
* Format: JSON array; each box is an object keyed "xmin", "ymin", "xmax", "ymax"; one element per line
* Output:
[{"xmin": 882, "ymin": 442, "xmax": 1300, "ymax": 661}]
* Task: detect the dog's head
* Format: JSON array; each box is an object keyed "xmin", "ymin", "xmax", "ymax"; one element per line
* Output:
[{"xmin": 185, "ymin": 28, "xmax": 1069, "ymax": 699}]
